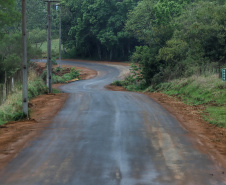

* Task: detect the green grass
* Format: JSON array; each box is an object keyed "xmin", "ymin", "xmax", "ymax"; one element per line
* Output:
[
  {"xmin": 149, "ymin": 74, "xmax": 226, "ymax": 127},
  {"xmin": 0, "ymin": 65, "xmax": 80, "ymax": 125},
  {"xmin": 41, "ymin": 67, "xmax": 80, "ymax": 84},
  {"xmin": 0, "ymin": 70, "xmax": 47, "ymax": 125},
  {"xmin": 156, "ymin": 75, "xmax": 226, "ymax": 105},
  {"xmin": 204, "ymin": 106, "xmax": 226, "ymax": 127},
  {"xmin": 112, "ymin": 75, "xmax": 147, "ymax": 92},
  {"xmin": 39, "ymin": 39, "xmax": 59, "ymax": 58}
]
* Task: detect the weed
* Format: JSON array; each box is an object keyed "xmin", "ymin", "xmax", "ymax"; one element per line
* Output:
[{"xmin": 112, "ymin": 80, "xmax": 123, "ymax": 86}]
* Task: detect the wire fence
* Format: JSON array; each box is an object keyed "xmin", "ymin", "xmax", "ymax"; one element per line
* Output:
[{"xmin": 0, "ymin": 70, "xmax": 22, "ymax": 106}]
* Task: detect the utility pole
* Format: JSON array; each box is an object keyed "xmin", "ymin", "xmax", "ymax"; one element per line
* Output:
[
  {"xmin": 22, "ymin": 0, "xmax": 28, "ymax": 117},
  {"xmin": 44, "ymin": 0, "xmax": 60, "ymax": 93},
  {"xmin": 47, "ymin": 1, "xmax": 52, "ymax": 93},
  {"xmin": 59, "ymin": 4, "xmax": 62, "ymax": 68}
]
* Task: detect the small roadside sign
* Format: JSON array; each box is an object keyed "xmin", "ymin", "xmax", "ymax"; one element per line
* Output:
[{"xmin": 222, "ymin": 68, "xmax": 226, "ymax": 81}]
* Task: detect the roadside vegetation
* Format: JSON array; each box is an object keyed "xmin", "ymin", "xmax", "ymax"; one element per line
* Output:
[
  {"xmin": 0, "ymin": 0, "xmax": 68, "ymax": 124},
  {"xmin": 41, "ymin": 66, "xmax": 80, "ymax": 84},
  {"xmin": 150, "ymin": 74, "xmax": 226, "ymax": 127},
  {"xmin": 1, "ymin": 0, "xmax": 226, "ymax": 127},
  {"xmin": 0, "ymin": 64, "xmax": 80, "ymax": 125},
  {"xmin": 39, "ymin": 39, "xmax": 60, "ymax": 59},
  {"xmin": 108, "ymin": 0, "xmax": 226, "ymax": 128},
  {"xmin": 113, "ymin": 69, "xmax": 226, "ymax": 127},
  {"xmin": 0, "ymin": 70, "xmax": 47, "ymax": 125}
]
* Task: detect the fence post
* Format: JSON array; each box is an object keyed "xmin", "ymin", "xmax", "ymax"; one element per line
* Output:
[
  {"xmin": 12, "ymin": 77, "xmax": 14, "ymax": 92},
  {"xmin": 3, "ymin": 71, "xmax": 7, "ymax": 102}
]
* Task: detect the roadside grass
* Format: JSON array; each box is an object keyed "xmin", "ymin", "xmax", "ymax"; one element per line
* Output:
[
  {"xmin": 0, "ymin": 64, "xmax": 80, "ymax": 125},
  {"xmin": 204, "ymin": 106, "xmax": 226, "ymax": 127},
  {"xmin": 112, "ymin": 75, "xmax": 147, "ymax": 92},
  {"xmin": 41, "ymin": 67, "xmax": 80, "ymax": 84},
  {"xmin": 113, "ymin": 73, "xmax": 226, "ymax": 127},
  {"xmin": 52, "ymin": 67, "xmax": 80, "ymax": 83},
  {"xmin": 150, "ymin": 74, "xmax": 226, "ymax": 127},
  {"xmin": 39, "ymin": 39, "xmax": 59, "ymax": 58},
  {"xmin": 155, "ymin": 74, "xmax": 226, "ymax": 105},
  {"xmin": 0, "ymin": 70, "xmax": 47, "ymax": 125}
]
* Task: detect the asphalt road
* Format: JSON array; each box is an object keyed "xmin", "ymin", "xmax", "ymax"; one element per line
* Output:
[{"xmin": 0, "ymin": 60, "xmax": 225, "ymax": 185}]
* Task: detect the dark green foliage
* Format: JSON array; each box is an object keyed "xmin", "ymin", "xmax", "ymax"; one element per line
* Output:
[
  {"xmin": 61, "ymin": 0, "xmax": 139, "ymax": 60},
  {"xmin": 0, "ymin": 0, "xmax": 20, "ymax": 37},
  {"xmin": 112, "ymin": 80, "xmax": 123, "ymax": 86},
  {"xmin": 131, "ymin": 46, "xmax": 161, "ymax": 84},
  {"xmin": 126, "ymin": 0, "xmax": 226, "ymax": 85},
  {"xmin": 0, "ymin": 32, "xmax": 42, "ymax": 79}
]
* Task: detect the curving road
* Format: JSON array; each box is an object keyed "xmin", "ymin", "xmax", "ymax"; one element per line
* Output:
[{"xmin": 0, "ymin": 60, "xmax": 225, "ymax": 185}]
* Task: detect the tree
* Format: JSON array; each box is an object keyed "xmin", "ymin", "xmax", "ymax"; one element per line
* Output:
[
  {"xmin": 0, "ymin": 0, "xmax": 20, "ymax": 37},
  {"xmin": 29, "ymin": 28, "xmax": 46, "ymax": 49},
  {"xmin": 61, "ymin": 0, "xmax": 138, "ymax": 60}
]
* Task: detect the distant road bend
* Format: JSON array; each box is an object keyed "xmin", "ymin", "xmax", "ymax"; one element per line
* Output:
[{"xmin": 0, "ymin": 60, "xmax": 225, "ymax": 185}]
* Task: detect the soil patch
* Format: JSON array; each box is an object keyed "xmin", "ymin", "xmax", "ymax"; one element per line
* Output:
[
  {"xmin": 0, "ymin": 93, "xmax": 68, "ymax": 169},
  {"xmin": 148, "ymin": 92, "xmax": 226, "ymax": 168},
  {"xmin": 0, "ymin": 61, "xmax": 98, "ymax": 169},
  {"xmin": 105, "ymin": 84, "xmax": 127, "ymax": 91}
]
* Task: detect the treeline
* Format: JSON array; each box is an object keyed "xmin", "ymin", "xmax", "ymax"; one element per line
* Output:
[
  {"xmin": 62, "ymin": 0, "xmax": 226, "ymax": 85},
  {"xmin": 126, "ymin": 0, "xmax": 226, "ymax": 85},
  {"xmin": 0, "ymin": 0, "xmax": 59, "ymax": 83},
  {"xmin": 61, "ymin": 0, "xmax": 140, "ymax": 60}
]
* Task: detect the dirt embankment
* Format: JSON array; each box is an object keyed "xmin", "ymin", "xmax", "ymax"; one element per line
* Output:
[
  {"xmin": 35, "ymin": 61, "xmax": 97, "ymax": 81},
  {"xmin": 148, "ymin": 92, "xmax": 226, "ymax": 168},
  {"xmin": 0, "ymin": 62, "xmax": 97, "ymax": 169}
]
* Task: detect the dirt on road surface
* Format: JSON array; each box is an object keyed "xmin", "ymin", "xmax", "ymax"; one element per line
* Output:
[
  {"xmin": 0, "ymin": 60, "xmax": 225, "ymax": 184},
  {"xmin": 0, "ymin": 93, "xmax": 68, "ymax": 169},
  {"xmin": 0, "ymin": 62, "xmax": 97, "ymax": 169},
  {"xmin": 148, "ymin": 92, "xmax": 226, "ymax": 168},
  {"xmin": 107, "ymin": 84, "xmax": 226, "ymax": 169},
  {"xmin": 0, "ymin": 59, "xmax": 225, "ymax": 174}
]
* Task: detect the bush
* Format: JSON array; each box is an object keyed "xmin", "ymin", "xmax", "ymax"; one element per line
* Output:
[
  {"xmin": 52, "ymin": 67, "xmax": 80, "ymax": 84},
  {"xmin": 112, "ymin": 80, "xmax": 123, "ymax": 86}
]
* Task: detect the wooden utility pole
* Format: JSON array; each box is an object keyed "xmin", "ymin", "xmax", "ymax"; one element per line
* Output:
[
  {"xmin": 45, "ymin": 0, "xmax": 60, "ymax": 93},
  {"xmin": 22, "ymin": 0, "xmax": 28, "ymax": 117}
]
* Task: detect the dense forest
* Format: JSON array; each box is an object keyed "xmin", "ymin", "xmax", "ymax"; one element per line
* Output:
[
  {"xmin": 1, "ymin": 0, "xmax": 226, "ymax": 86},
  {"xmin": 60, "ymin": 0, "xmax": 226, "ymax": 85}
]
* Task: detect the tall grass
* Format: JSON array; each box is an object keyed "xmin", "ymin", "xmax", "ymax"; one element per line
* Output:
[
  {"xmin": 0, "ymin": 70, "xmax": 47, "ymax": 125},
  {"xmin": 39, "ymin": 39, "xmax": 59, "ymax": 58},
  {"xmin": 150, "ymin": 74, "xmax": 226, "ymax": 127}
]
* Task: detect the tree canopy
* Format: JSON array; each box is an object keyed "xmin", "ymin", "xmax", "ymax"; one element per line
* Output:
[
  {"xmin": 61, "ymin": 0, "xmax": 139, "ymax": 60},
  {"xmin": 1, "ymin": 0, "xmax": 226, "ymax": 85}
]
